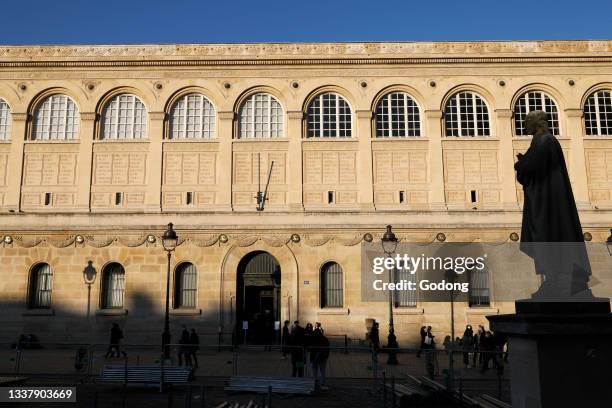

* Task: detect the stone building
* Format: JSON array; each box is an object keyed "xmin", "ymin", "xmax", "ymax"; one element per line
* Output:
[{"xmin": 0, "ymin": 41, "xmax": 611, "ymax": 346}]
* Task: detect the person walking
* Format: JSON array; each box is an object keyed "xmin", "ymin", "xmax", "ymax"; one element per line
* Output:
[
  {"xmin": 189, "ymin": 328, "xmax": 199, "ymax": 369},
  {"xmin": 290, "ymin": 321, "xmax": 305, "ymax": 377},
  {"xmin": 416, "ymin": 326, "xmax": 427, "ymax": 357},
  {"xmin": 369, "ymin": 321, "xmax": 380, "ymax": 353},
  {"xmin": 104, "ymin": 323, "xmax": 126, "ymax": 358},
  {"xmin": 178, "ymin": 326, "xmax": 191, "ymax": 366},
  {"xmin": 462, "ymin": 325, "xmax": 474, "ymax": 368},
  {"xmin": 479, "ymin": 331, "xmax": 502, "ymax": 374},
  {"xmin": 281, "ymin": 320, "xmax": 290, "ymax": 359},
  {"xmin": 423, "ymin": 326, "xmax": 436, "ymax": 379},
  {"xmin": 473, "ymin": 325, "xmax": 485, "ymax": 368},
  {"xmin": 310, "ymin": 329, "xmax": 330, "ymax": 389}
]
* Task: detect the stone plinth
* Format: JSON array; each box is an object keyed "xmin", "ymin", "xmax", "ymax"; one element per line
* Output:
[{"xmin": 488, "ymin": 301, "xmax": 612, "ymax": 408}]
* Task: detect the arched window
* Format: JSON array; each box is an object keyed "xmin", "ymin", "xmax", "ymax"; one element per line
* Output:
[
  {"xmin": 101, "ymin": 263, "xmax": 125, "ymax": 309},
  {"xmin": 28, "ymin": 263, "xmax": 53, "ymax": 309},
  {"xmin": 468, "ymin": 266, "xmax": 490, "ymax": 307},
  {"xmin": 394, "ymin": 268, "xmax": 417, "ymax": 307},
  {"xmin": 376, "ymin": 92, "xmax": 421, "ymax": 137},
  {"xmin": 238, "ymin": 93, "xmax": 283, "ymax": 138},
  {"xmin": 307, "ymin": 92, "xmax": 352, "ymax": 138},
  {"xmin": 514, "ymin": 91, "xmax": 560, "ymax": 136},
  {"xmin": 320, "ymin": 262, "xmax": 343, "ymax": 308},
  {"xmin": 169, "ymin": 93, "xmax": 216, "ymax": 139},
  {"xmin": 584, "ymin": 90, "xmax": 612, "ymax": 136},
  {"xmin": 32, "ymin": 94, "xmax": 79, "ymax": 140},
  {"xmin": 0, "ymin": 98, "xmax": 11, "ymax": 140},
  {"xmin": 444, "ymin": 91, "xmax": 490, "ymax": 137},
  {"xmin": 174, "ymin": 262, "xmax": 197, "ymax": 308},
  {"xmin": 101, "ymin": 94, "xmax": 147, "ymax": 140}
]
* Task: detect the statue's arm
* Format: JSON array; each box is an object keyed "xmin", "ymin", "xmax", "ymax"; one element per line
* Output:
[{"xmin": 514, "ymin": 137, "xmax": 552, "ymax": 182}]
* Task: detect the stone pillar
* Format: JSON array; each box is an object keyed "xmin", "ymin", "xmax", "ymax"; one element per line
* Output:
[
  {"xmin": 286, "ymin": 111, "xmax": 304, "ymax": 211},
  {"xmin": 496, "ymin": 109, "xmax": 519, "ymax": 210},
  {"xmin": 565, "ymin": 108, "xmax": 590, "ymax": 209},
  {"xmin": 424, "ymin": 110, "xmax": 446, "ymax": 211},
  {"xmin": 74, "ymin": 112, "xmax": 96, "ymax": 212},
  {"xmin": 217, "ymin": 111, "xmax": 234, "ymax": 210},
  {"xmin": 4, "ymin": 112, "xmax": 27, "ymax": 211},
  {"xmin": 145, "ymin": 111, "xmax": 165, "ymax": 212},
  {"xmin": 356, "ymin": 110, "xmax": 375, "ymax": 211}
]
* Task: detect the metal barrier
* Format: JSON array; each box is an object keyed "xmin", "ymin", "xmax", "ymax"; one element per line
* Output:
[{"xmin": 0, "ymin": 342, "xmax": 510, "ymax": 403}]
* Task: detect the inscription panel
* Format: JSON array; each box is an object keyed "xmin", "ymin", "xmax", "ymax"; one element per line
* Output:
[
  {"xmin": 303, "ymin": 145, "xmax": 358, "ymax": 207},
  {"xmin": 232, "ymin": 148, "xmax": 288, "ymax": 208},
  {"xmin": 585, "ymin": 142, "xmax": 612, "ymax": 204}
]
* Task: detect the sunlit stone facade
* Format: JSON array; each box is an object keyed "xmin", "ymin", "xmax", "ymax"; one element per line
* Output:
[{"xmin": 0, "ymin": 41, "xmax": 611, "ymax": 345}]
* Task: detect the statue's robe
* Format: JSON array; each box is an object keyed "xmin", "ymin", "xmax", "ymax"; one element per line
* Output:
[{"xmin": 515, "ymin": 132, "xmax": 591, "ymax": 297}]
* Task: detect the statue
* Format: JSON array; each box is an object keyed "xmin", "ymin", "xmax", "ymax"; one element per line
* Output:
[{"xmin": 514, "ymin": 110, "xmax": 591, "ymax": 300}]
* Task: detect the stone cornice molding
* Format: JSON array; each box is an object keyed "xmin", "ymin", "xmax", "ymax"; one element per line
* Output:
[{"xmin": 0, "ymin": 41, "xmax": 611, "ymax": 68}]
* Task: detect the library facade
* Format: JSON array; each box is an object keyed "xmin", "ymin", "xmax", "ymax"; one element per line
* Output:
[{"xmin": 0, "ymin": 40, "xmax": 611, "ymax": 345}]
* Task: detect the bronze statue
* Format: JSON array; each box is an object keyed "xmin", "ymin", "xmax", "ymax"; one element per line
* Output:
[{"xmin": 515, "ymin": 110, "xmax": 591, "ymax": 299}]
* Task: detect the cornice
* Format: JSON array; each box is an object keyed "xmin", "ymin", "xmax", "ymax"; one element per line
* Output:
[{"xmin": 0, "ymin": 41, "xmax": 611, "ymax": 68}]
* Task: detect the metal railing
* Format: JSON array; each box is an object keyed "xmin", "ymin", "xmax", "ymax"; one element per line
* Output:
[{"xmin": 0, "ymin": 342, "xmax": 510, "ymax": 403}]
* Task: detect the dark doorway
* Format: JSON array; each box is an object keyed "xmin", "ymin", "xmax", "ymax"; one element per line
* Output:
[{"xmin": 236, "ymin": 251, "xmax": 281, "ymax": 345}]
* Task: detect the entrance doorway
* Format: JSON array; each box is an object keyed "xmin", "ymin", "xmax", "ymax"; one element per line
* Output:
[{"xmin": 236, "ymin": 251, "xmax": 281, "ymax": 344}]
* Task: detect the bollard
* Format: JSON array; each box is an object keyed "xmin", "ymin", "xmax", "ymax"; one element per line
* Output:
[
  {"xmin": 184, "ymin": 385, "xmax": 192, "ymax": 408},
  {"xmin": 391, "ymin": 376, "xmax": 396, "ymax": 408},
  {"xmin": 382, "ymin": 371, "xmax": 387, "ymax": 408},
  {"xmin": 267, "ymin": 385, "xmax": 272, "ymax": 408},
  {"xmin": 167, "ymin": 384, "xmax": 173, "ymax": 408}
]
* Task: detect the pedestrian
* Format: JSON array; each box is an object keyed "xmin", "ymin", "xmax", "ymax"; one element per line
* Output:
[
  {"xmin": 104, "ymin": 323, "xmax": 127, "ymax": 358},
  {"xmin": 479, "ymin": 331, "xmax": 502, "ymax": 374},
  {"xmin": 290, "ymin": 321, "xmax": 305, "ymax": 377},
  {"xmin": 315, "ymin": 322, "xmax": 324, "ymax": 334},
  {"xmin": 310, "ymin": 329, "xmax": 330, "ymax": 389},
  {"xmin": 189, "ymin": 328, "xmax": 199, "ymax": 368},
  {"xmin": 416, "ymin": 326, "xmax": 426, "ymax": 357},
  {"xmin": 473, "ymin": 325, "xmax": 485, "ymax": 367},
  {"xmin": 423, "ymin": 326, "xmax": 436, "ymax": 379},
  {"xmin": 281, "ymin": 320, "xmax": 290, "ymax": 360},
  {"xmin": 462, "ymin": 325, "xmax": 474, "ymax": 368},
  {"xmin": 178, "ymin": 326, "xmax": 191, "ymax": 366},
  {"xmin": 369, "ymin": 321, "xmax": 380, "ymax": 353}
]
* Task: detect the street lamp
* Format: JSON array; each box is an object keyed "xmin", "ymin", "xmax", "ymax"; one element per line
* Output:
[
  {"xmin": 162, "ymin": 223, "xmax": 178, "ymax": 360},
  {"xmin": 606, "ymin": 228, "xmax": 612, "ymax": 256},
  {"xmin": 381, "ymin": 225, "xmax": 399, "ymax": 365},
  {"xmin": 82, "ymin": 261, "xmax": 97, "ymax": 373}
]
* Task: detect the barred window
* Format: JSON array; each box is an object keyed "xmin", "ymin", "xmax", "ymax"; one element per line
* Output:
[
  {"xmin": 394, "ymin": 267, "xmax": 417, "ymax": 307},
  {"xmin": 101, "ymin": 263, "xmax": 126, "ymax": 309},
  {"xmin": 376, "ymin": 92, "xmax": 421, "ymax": 137},
  {"xmin": 174, "ymin": 262, "xmax": 197, "ymax": 308},
  {"xmin": 468, "ymin": 266, "xmax": 490, "ymax": 307},
  {"xmin": 101, "ymin": 94, "xmax": 147, "ymax": 140},
  {"xmin": 238, "ymin": 93, "xmax": 284, "ymax": 138},
  {"xmin": 320, "ymin": 262, "xmax": 343, "ymax": 308},
  {"xmin": 169, "ymin": 93, "xmax": 216, "ymax": 139},
  {"xmin": 584, "ymin": 90, "xmax": 612, "ymax": 136},
  {"xmin": 514, "ymin": 91, "xmax": 560, "ymax": 136},
  {"xmin": 32, "ymin": 94, "xmax": 79, "ymax": 140},
  {"xmin": 29, "ymin": 263, "xmax": 53, "ymax": 309},
  {"xmin": 307, "ymin": 93, "xmax": 352, "ymax": 138},
  {"xmin": 444, "ymin": 92, "xmax": 490, "ymax": 137},
  {"xmin": 0, "ymin": 98, "xmax": 11, "ymax": 140}
]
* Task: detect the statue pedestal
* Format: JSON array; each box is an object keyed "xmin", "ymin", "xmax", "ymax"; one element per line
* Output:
[{"xmin": 487, "ymin": 300, "xmax": 612, "ymax": 408}]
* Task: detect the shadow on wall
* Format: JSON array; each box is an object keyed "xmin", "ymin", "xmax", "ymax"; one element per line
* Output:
[{"xmin": 0, "ymin": 290, "xmax": 223, "ymax": 347}]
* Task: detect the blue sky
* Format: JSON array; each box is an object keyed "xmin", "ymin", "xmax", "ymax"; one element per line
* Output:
[{"xmin": 1, "ymin": 0, "xmax": 610, "ymax": 45}]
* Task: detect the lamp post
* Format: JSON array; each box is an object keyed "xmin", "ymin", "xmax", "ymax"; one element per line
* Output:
[
  {"xmin": 162, "ymin": 223, "xmax": 178, "ymax": 360},
  {"xmin": 606, "ymin": 228, "xmax": 612, "ymax": 256},
  {"xmin": 381, "ymin": 225, "xmax": 399, "ymax": 365},
  {"xmin": 82, "ymin": 261, "xmax": 97, "ymax": 374}
]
